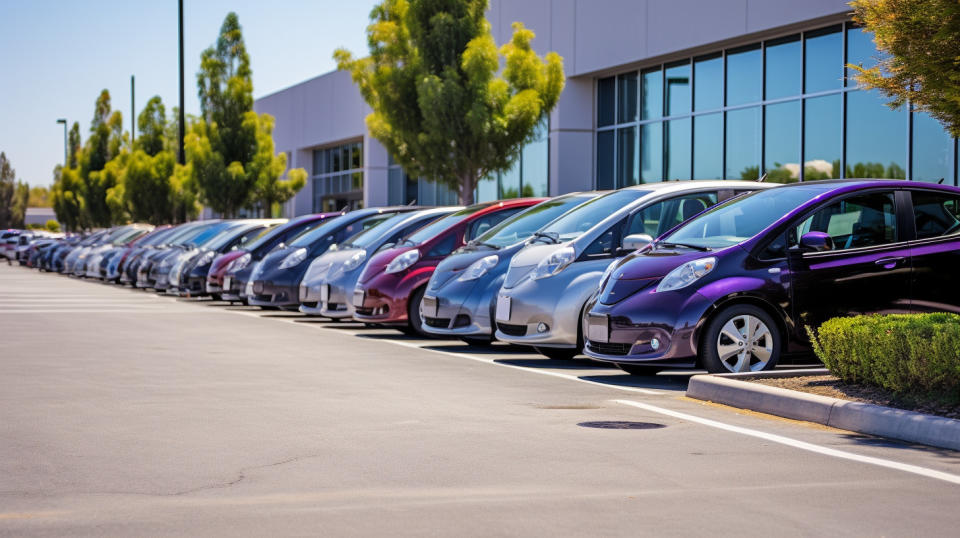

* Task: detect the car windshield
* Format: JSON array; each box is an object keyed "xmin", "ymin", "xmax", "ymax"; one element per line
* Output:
[
  {"xmin": 204, "ymin": 224, "xmax": 253, "ymax": 251},
  {"xmin": 238, "ymin": 225, "xmax": 276, "ymax": 248},
  {"xmin": 136, "ymin": 228, "xmax": 172, "ymax": 247},
  {"xmin": 663, "ymin": 186, "xmax": 832, "ymax": 249},
  {"xmin": 473, "ymin": 194, "xmax": 597, "ymax": 248},
  {"xmin": 289, "ymin": 215, "xmax": 352, "ymax": 247},
  {"xmin": 340, "ymin": 213, "xmax": 411, "ymax": 249},
  {"xmin": 402, "ymin": 204, "xmax": 493, "ymax": 246},
  {"xmin": 185, "ymin": 223, "xmax": 233, "ymax": 247},
  {"xmin": 536, "ymin": 189, "xmax": 651, "ymax": 243}
]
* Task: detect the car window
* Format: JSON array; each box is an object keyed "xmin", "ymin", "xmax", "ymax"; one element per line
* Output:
[
  {"xmin": 792, "ymin": 191, "xmax": 898, "ymax": 250},
  {"xmin": 538, "ymin": 190, "xmax": 651, "ymax": 243},
  {"xmin": 912, "ymin": 191, "xmax": 960, "ymax": 240},
  {"xmin": 627, "ymin": 192, "xmax": 718, "ymax": 238},
  {"xmin": 427, "ymin": 232, "xmax": 458, "ymax": 258},
  {"xmin": 583, "ymin": 219, "xmax": 625, "ymax": 257},
  {"xmin": 465, "ymin": 208, "xmax": 524, "ymax": 241}
]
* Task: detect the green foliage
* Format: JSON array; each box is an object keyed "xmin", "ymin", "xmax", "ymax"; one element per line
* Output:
[
  {"xmin": 849, "ymin": 0, "xmax": 960, "ymax": 137},
  {"xmin": 11, "ymin": 181, "xmax": 29, "ymax": 228},
  {"xmin": 122, "ymin": 149, "xmax": 176, "ymax": 224},
  {"xmin": 28, "ymin": 186, "xmax": 51, "ymax": 207},
  {"xmin": 335, "ymin": 0, "xmax": 565, "ymax": 204},
  {"xmin": 137, "ymin": 96, "xmax": 167, "ymax": 156},
  {"xmin": 807, "ymin": 313, "xmax": 960, "ymax": 404},
  {"xmin": 0, "ymin": 152, "xmax": 16, "ymax": 228},
  {"xmin": 45, "ymin": 220, "xmax": 60, "ymax": 232},
  {"xmin": 51, "ymin": 165, "xmax": 85, "ymax": 231}
]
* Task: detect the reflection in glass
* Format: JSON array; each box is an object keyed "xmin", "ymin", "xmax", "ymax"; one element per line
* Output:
[
  {"xmin": 597, "ymin": 130, "xmax": 615, "ymax": 190},
  {"xmin": 804, "ymin": 26, "xmax": 842, "ymax": 93},
  {"xmin": 522, "ymin": 118, "xmax": 549, "ymax": 196},
  {"xmin": 803, "ymin": 94, "xmax": 841, "ymax": 179},
  {"xmin": 618, "ymin": 72, "xmax": 638, "ymax": 123},
  {"xmin": 665, "ymin": 62, "xmax": 691, "ymax": 116},
  {"xmin": 726, "ymin": 45, "xmax": 761, "ymax": 106},
  {"xmin": 500, "ymin": 157, "xmax": 521, "ymax": 198},
  {"xmin": 694, "ymin": 54, "xmax": 722, "ymax": 111},
  {"xmin": 598, "ymin": 77, "xmax": 615, "ymax": 126},
  {"xmin": 641, "ymin": 68, "xmax": 663, "ymax": 120},
  {"xmin": 846, "ymin": 26, "xmax": 883, "ymax": 84},
  {"xmin": 912, "ymin": 111, "xmax": 953, "ymax": 183},
  {"xmin": 617, "ymin": 126, "xmax": 639, "ymax": 187},
  {"xmin": 846, "ymin": 90, "xmax": 906, "ymax": 178},
  {"xmin": 765, "ymin": 35, "xmax": 801, "ymax": 100},
  {"xmin": 764, "ymin": 101, "xmax": 800, "ymax": 183},
  {"xmin": 694, "ymin": 113, "xmax": 722, "ymax": 179},
  {"xmin": 641, "ymin": 123, "xmax": 663, "ymax": 182},
  {"xmin": 726, "ymin": 107, "xmax": 761, "ymax": 179},
  {"xmin": 476, "ymin": 173, "xmax": 497, "ymax": 202},
  {"xmin": 666, "ymin": 118, "xmax": 691, "ymax": 180}
]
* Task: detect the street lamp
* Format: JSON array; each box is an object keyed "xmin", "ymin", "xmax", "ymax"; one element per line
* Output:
[{"xmin": 56, "ymin": 118, "xmax": 67, "ymax": 167}]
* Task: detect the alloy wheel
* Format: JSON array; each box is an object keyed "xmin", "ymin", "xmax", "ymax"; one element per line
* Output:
[{"xmin": 715, "ymin": 314, "xmax": 774, "ymax": 373}]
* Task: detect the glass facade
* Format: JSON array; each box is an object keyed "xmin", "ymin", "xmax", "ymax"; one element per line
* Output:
[
  {"xmin": 312, "ymin": 141, "xmax": 364, "ymax": 212},
  {"xmin": 476, "ymin": 117, "xmax": 550, "ymax": 201},
  {"xmin": 596, "ymin": 22, "xmax": 959, "ymax": 187}
]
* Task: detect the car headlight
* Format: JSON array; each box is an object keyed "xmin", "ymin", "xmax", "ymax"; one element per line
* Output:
[
  {"xmin": 655, "ymin": 256, "xmax": 717, "ymax": 292},
  {"xmin": 458, "ymin": 255, "xmax": 498, "ymax": 282},
  {"xmin": 230, "ymin": 253, "xmax": 251, "ymax": 272},
  {"xmin": 385, "ymin": 250, "xmax": 420, "ymax": 274},
  {"xmin": 196, "ymin": 251, "xmax": 216, "ymax": 267},
  {"xmin": 530, "ymin": 247, "xmax": 575, "ymax": 280},
  {"xmin": 598, "ymin": 259, "xmax": 619, "ymax": 291},
  {"xmin": 342, "ymin": 249, "xmax": 367, "ymax": 272},
  {"xmin": 279, "ymin": 247, "xmax": 308, "ymax": 269}
]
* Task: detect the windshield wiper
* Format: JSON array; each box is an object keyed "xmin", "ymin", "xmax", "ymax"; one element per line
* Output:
[
  {"xmin": 657, "ymin": 241, "xmax": 712, "ymax": 252},
  {"xmin": 532, "ymin": 231, "xmax": 560, "ymax": 244},
  {"xmin": 468, "ymin": 240, "xmax": 500, "ymax": 250}
]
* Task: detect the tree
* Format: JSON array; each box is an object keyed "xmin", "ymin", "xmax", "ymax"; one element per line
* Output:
[
  {"xmin": 0, "ymin": 152, "xmax": 16, "ymax": 228},
  {"xmin": 76, "ymin": 90, "xmax": 125, "ymax": 227},
  {"xmin": 335, "ymin": 0, "xmax": 565, "ymax": 204},
  {"xmin": 28, "ymin": 186, "xmax": 51, "ymax": 207},
  {"xmin": 191, "ymin": 12, "xmax": 305, "ymax": 216},
  {"xmin": 122, "ymin": 149, "xmax": 176, "ymax": 224},
  {"xmin": 137, "ymin": 96, "xmax": 167, "ymax": 156},
  {"xmin": 849, "ymin": 0, "xmax": 960, "ymax": 137}
]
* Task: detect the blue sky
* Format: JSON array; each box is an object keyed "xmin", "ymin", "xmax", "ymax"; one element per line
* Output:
[{"xmin": 0, "ymin": 0, "xmax": 378, "ymax": 187}]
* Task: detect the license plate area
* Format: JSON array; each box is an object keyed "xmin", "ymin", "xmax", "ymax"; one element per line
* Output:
[
  {"xmin": 223, "ymin": 276, "xmax": 232, "ymax": 290},
  {"xmin": 587, "ymin": 314, "xmax": 609, "ymax": 344},
  {"xmin": 495, "ymin": 295, "xmax": 511, "ymax": 321},
  {"xmin": 320, "ymin": 284, "xmax": 329, "ymax": 303},
  {"xmin": 422, "ymin": 295, "xmax": 438, "ymax": 317}
]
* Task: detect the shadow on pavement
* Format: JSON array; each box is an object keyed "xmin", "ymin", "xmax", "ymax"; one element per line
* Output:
[
  {"xmin": 425, "ymin": 344, "xmax": 533, "ymax": 356},
  {"xmin": 577, "ymin": 373, "xmax": 693, "ymax": 391},
  {"xmin": 493, "ymin": 357, "xmax": 612, "ymax": 370}
]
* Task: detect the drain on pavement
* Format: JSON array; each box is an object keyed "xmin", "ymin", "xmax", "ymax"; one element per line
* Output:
[{"xmin": 577, "ymin": 421, "xmax": 666, "ymax": 430}]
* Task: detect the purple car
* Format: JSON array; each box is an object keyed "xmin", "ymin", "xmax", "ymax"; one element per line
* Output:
[{"xmin": 584, "ymin": 179, "xmax": 960, "ymax": 374}]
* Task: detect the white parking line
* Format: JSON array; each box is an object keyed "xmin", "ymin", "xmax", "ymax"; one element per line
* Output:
[{"xmin": 613, "ymin": 399, "xmax": 960, "ymax": 486}]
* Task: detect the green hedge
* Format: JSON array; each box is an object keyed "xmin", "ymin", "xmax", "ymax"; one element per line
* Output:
[{"xmin": 807, "ymin": 313, "xmax": 960, "ymax": 404}]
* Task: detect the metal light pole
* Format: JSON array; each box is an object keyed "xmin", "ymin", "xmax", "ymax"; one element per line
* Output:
[
  {"xmin": 178, "ymin": 0, "xmax": 185, "ymax": 165},
  {"xmin": 131, "ymin": 75, "xmax": 135, "ymax": 144},
  {"xmin": 56, "ymin": 118, "xmax": 67, "ymax": 166}
]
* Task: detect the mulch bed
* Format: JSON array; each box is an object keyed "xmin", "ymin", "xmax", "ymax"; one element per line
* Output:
[{"xmin": 748, "ymin": 374, "xmax": 960, "ymax": 421}]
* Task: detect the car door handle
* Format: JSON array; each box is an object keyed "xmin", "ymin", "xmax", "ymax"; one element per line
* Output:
[{"xmin": 874, "ymin": 256, "xmax": 906, "ymax": 269}]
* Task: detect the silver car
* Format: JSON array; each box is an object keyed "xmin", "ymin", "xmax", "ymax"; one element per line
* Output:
[
  {"xmin": 298, "ymin": 207, "xmax": 458, "ymax": 318},
  {"xmin": 494, "ymin": 180, "xmax": 778, "ymax": 359},
  {"xmin": 420, "ymin": 193, "xmax": 601, "ymax": 344}
]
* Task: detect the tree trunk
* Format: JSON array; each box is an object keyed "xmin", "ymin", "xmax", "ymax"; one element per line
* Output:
[{"xmin": 457, "ymin": 170, "xmax": 476, "ymax": 206}]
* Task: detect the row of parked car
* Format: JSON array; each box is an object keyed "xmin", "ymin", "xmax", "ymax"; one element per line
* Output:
[{"xmin": 14, "ymin": 178, "xmax": 960, "ymax": 374}]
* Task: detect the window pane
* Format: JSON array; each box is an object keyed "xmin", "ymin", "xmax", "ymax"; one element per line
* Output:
[
  {"xmin": 804, "ymin": 25, "xmax": 842, "ymax": 93},
  {"xmin": 352, "ymin": 143, "xmax": 362, "ymax": 169},
  {"xmin": 912, "ymin": 111, "xmax": 953, "ymax": 183},
  {"xmin": 694, "ymin": 54, "xmax": 722, "ymax": 111},
  {"xmin": 912, "ymin": 191, "xmax": 960, "ymax": 239},
  {"xmin": 726, "ymin": 107, "xmax": 761, "ymax": 179},
  {"xmin": 596, "ymin": 130, "xmax": 615, "ymax": 190},
  {"xmin": 641, "ymin": 68, "xmax": 663, "ymax": 120},
  {"xmin": 388, "ymin": 167, "xmax": 403, "ymax": 205},
  {"xmin": 330, "ymin": 148, "xmax": 340, "ymax": 172},
  {"xmin": 352, "ymin": 172, "xmax": 363, "ymax": 190},
  {"xmin": 764, "ymin": 100, "xmax": 800, "ymax": 183},
  {"xmin": 803, "ymin": 93, "xmax": 841, "ymax": 179},
  {"xmin": 313, "ymin": 150, "xmax": 324, "ymax": 176},
  {"xmin": 665, "ymin": 62, "xmax": 690, "ymax": 116},
  {"xmin": 666, "ymin": 118, "xmax": 691, "ymax": 180},
  {"xmin": 794, "ymin": 192, "xmax": 897, "ymax": 249},
  {"xmin": 693, "ymin": 113, "xmax": 722, "ymax": 179},
  {"xmin": 341, "ymin": 146, "xmax": 351, "ymax": 171},
  {"xmin": 617, "ymin": 126, "xmax": 639, "ymax": 188},
  {"xmin": 598, "ymin": 77, "xmax": 615, "ymax": 127},
  {"xmin": 500, "ymin": 158, "xmax": 521, "ymax": 198},
  {"xmin": 846, "ymin": 90, "xmax": 906, "ymax": 179},
  {"xmin": 405, "ymin": 173, "xmax": 418, "ymax": 205},
  {"xmin": 641, "ymin": 122, "xmax": 663, "ymax": 182},
  {"xmin": 846, "ymin": 26, "xmax": 883, "ymax": 85},
  {"xmin": 521, "ymin": 118, "xmax": 549, "ymax": 196},
  {"xmin": 617, "ymin": 72, "xmax": 638, "ymax": 123},
  {"xmin": 726, "ymin": 45, "xmax": 761, "ymax": 106},
  {"xmin": 476, "ymin": 174, "xmax": 497, "ymax": 202},
  {"xmin": 765, "ymin": 35, "xmax": 801, "ymax": 99}
]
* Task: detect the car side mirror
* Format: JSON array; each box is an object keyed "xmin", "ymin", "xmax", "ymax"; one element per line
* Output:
[
  {"xmin": 622, "ymin": 233, "xmax": 654, "ymax": 252},
  {"xmin": 798, "ymin": 231, "xmax": 834, "ymax": 252}
]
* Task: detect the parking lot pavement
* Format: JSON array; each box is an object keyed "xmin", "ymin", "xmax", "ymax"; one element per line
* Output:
[{"xmin": 1, "ymin": 263, "xmax": 959, "ymax": 537}]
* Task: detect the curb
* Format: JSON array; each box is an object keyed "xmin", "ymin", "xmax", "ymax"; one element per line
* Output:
[{"xmin": 686, "ymin": 370, "xmax": 960, "ymax": 452}]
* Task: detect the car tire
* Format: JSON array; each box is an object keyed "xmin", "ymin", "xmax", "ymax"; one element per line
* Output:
[
  {"xmin": 460, "ymin": 336, "xmax": 493, "ymax": 347},
  {"xmin": 406, "ymin": 286, "xmax": 430, "ymax": 337},
  {"xmin": 616, "ymin": 364, "xmax": 662, "ymax": 376},
  {"xmin": 701, "ymin": 304, "xmax": 781, "ymax": 373},
  {"xmin": 533, "ymin": 346, "xmax": 579, "ymax": 360}
]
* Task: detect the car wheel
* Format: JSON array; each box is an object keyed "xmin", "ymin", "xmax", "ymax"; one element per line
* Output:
[
  {"xmin": 406, "ymin": 286, "xmax": 430, "ymax": 337},
  {"xmin": 460, "ymin": 336, "xmax": 493, "ymax": 347},
  {"xmin": 616, "ymin": 364, "xmax": 662, "ymax": 376},
  {"xmin": 701, "ymin": 304, "xmax": 780, "ymax": 373},
  {"xmin": 533, "ymin": 346, "xmax": 579, "ymax": 360}
]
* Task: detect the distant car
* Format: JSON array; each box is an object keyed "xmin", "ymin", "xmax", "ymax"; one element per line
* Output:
[
  {"xmin": 137, "ymin": 221, "xmax": 225, "ymax": 289},
  {"xmin": 494, "ymin": 181, "xmax": 776, "ymax": 360},
  {"xmin": 105, "ymin": 225, "xmax": 173, "ymax": 282},
  {"xmin": 247, "ymin": 208, "xmax": 422, "ymax": 310},
  {"xmin": 353, "ymin": 199, "xmax": 544, "ymax": 335},
  {"xmin": 1, "ymin": 230, "xmax": 22, "ymax": 262},
  {"xmin": 421, "ymin": 193, "xmax": 601, "ymax": 344},
  {"xmin": 583, "ymin": 179, "xmax": 960, "ymax": 374},
  {"xmin": 298, "ymin": 207, "xmax": 458, "ymax": 318}
]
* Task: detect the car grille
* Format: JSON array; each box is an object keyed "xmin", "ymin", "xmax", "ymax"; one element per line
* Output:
[
  {"xmin": 453, "ymin": 314, "xmax": 470, "ymax": 328},
  {"xmin": 587, "ymin": 341, "xmax": 633, "ymax": 356},
  {"xmin": 355, "ymin": 307, "xmax": 374, "ymax": 316},
  {"xmin": 497, "ymin": 322, "xmax": 527, "ymax": 337},
  {"xmin": 424, "ymin": 317, "xmax": 451, "ymax": 328}
]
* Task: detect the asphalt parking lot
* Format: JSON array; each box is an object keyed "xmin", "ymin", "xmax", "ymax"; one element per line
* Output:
[{"xmin": 1, "ymin": 263, "xmax": 959, "ymax": 536}]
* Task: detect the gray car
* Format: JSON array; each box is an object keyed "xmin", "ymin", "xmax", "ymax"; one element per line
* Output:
[
  {"xmin": 494, "ymin": 180, "xmax": 777, "ymax": 359},
  {"xmin": 419, "ymin": 193, "xmax": 601, "ymax": 344},
  {"xmin": 298, "ymin": 207, "xmax": 458, "ymax": 318}
]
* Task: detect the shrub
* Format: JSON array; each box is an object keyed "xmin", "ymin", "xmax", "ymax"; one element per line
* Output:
[
  {"xmin": 45, "ymin": 220, "xmax": 60, "ymax": 232},
  {"xmin": 807, "ymin": 313, "xmax": 960, "ymax": 404}
]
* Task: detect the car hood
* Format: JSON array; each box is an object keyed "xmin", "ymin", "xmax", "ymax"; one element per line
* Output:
[
  {"xmin": 502, "ymin": 243, "xmax": 563, "ymax": 289},
  {"xmin": 432, "ymin": 243, "xmax": 518, "ymax": 289},
  {"xmin": 302, "ymin": 248, "xmax": 361, "ymax": 284},
  {"xmin": 358, "ymin": 245, "xmax": 416, "ymax": 285},
  {"xmin": 211, "ymin": 250, "xmax": 244, "ymax": 274},
  {"xmin": 611, "ymin": 247, "xmax": 714, "ymax": 281}
]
